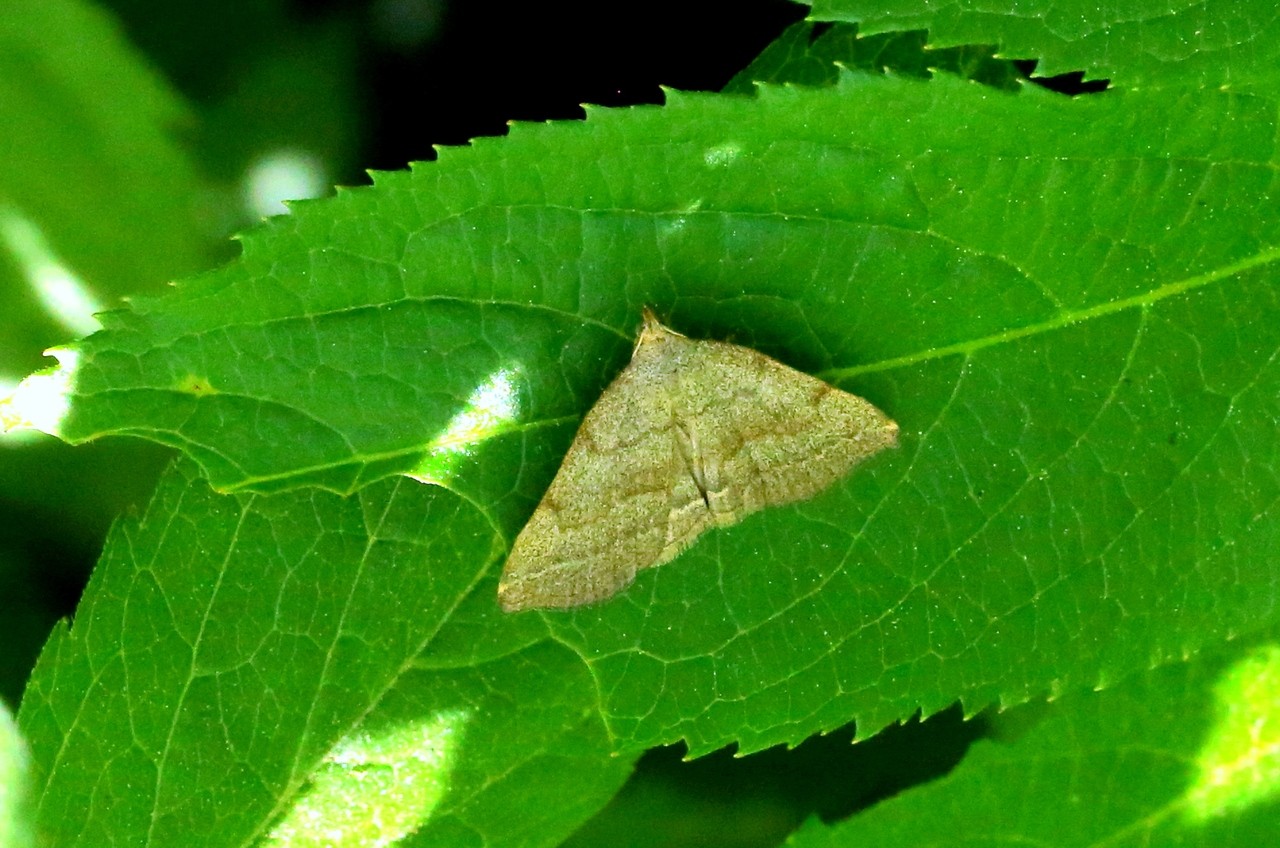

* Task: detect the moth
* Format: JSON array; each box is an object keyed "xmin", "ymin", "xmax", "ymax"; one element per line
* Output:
[{"xmin": 498, "ymin": 309, "xmax": 898, "ymax": 611}]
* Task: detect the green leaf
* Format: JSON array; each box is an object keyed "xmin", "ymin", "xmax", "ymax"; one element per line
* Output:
[
  {"xmin": 786, "ymin": 633, "xmax": 1280, "ymax": 846},
  {"xmin": 809, "ymin": 0, "xmax": 1280, "ymax": 88},
  {"xmin": 34, "ymin": 68, "xmax": 1280, "ymax": 756},
  {"xmin": 17, "ymin": 461, "xmax": 633, "ymax": 846},
  {"xmin": 0, "ymin": 701, "xmax": 33, "ymax": 848},
  {"xmin": 724, "ymin": 20, "xmax": 1020, "ymax": 93},
  {"xmin": 0, "ymin": 0, "xmax": 208, "ymax": 377},
  {"xmin": 0, "ymin": 0, "xmax": 210, "ymax": 711}
]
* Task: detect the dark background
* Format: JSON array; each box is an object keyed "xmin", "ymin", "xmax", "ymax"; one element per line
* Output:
[{"xmin": 113, "ymin": 0, "xmax": 809, "ymax": 180}]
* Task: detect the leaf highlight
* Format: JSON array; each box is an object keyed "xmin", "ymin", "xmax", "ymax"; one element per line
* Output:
[{"xmin": 1188, "ymin": 644, "xmax": 1280, "ymax": 822}]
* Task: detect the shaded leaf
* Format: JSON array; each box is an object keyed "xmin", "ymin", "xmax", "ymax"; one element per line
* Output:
[
  {"xmin": 787, "ymin": 633, "xmax": 1280, "ymax": 846},
  {"xmin": 810, "ymin": 0, "xmax": 1280, "ymax": 88}
]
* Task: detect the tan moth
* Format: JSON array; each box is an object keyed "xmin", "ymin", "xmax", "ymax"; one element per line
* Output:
[{"xmin": 498, "ymin": 308, "xmax": 898, "ymax": 611}]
